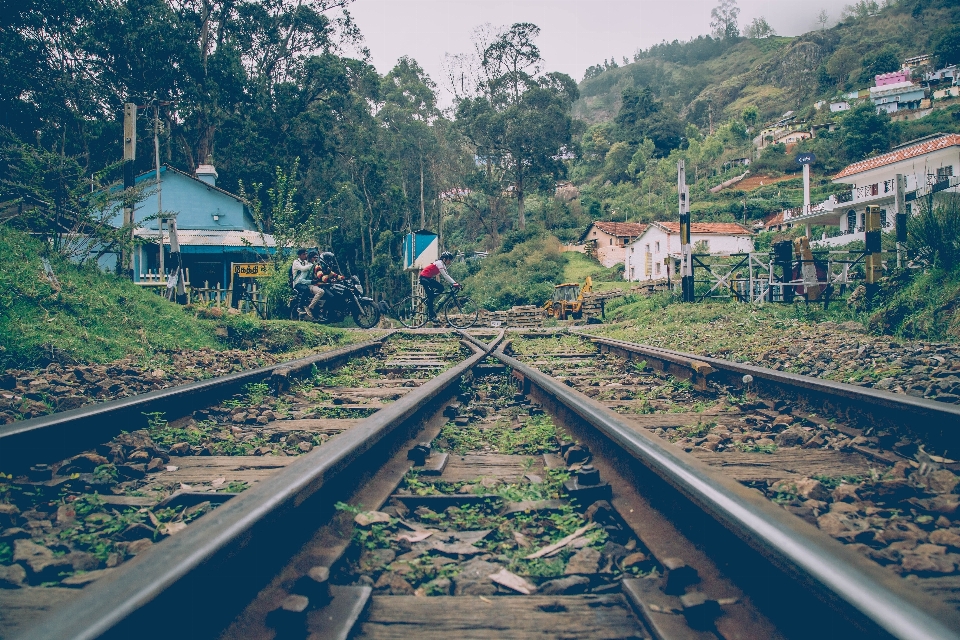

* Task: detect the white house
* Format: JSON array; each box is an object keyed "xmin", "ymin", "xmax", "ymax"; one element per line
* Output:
[
  {"xmin": 576, "ymin": 221, "xmax": 648, "ymax": 268},
  {"xmin": 624, "ymin": 222, "xmax": 754, "ymax": 282},
  {"xmin": 767, "ymin": 133, "xmax": 960, "ymax": 245}
]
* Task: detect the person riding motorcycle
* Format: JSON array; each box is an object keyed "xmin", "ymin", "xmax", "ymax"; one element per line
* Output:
[
  {"xmin": 291, "ymin": 249, "xmax": 315, "ymax": 307},
  {"xmin": 419, "ymin": 251, "xmax": 459, "ymax": 322},
  {"xmin": 306, "ymin": 251, "xmax": 344, "ymax": 319}
]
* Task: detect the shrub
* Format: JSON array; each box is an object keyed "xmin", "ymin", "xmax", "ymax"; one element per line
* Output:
[
  {"xmin": 461, "ymin": 231, "xmax": 566, "ymax": 309},
  {"xmin": 908, "ymin": 194, "xmax": 960, "ymax": 270}
]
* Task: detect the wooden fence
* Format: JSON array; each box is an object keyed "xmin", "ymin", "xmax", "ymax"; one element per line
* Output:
[{"xmin": 134, "ymin": 269, "xmax": 266, "ymax": 316}]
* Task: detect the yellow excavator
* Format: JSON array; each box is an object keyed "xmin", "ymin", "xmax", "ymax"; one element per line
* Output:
[{"xmin": 543, "ymin": 276, "xmax": 593, "ymax": 320}]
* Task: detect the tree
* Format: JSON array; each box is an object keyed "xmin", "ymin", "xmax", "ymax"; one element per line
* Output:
[
  {"xmin": 710, "ymin": 0, "xmax": 741, "ymax": 40},
  {"xmin": 817, "ymin": 9, "xmax": 830, "ymax": 30},
  {"xmin": 826, "ymin": 47, "xmax": 859, "ymax": 87},
  {"xmin": 841, "ymin": 1, "xmax": 880, "ymax": 20},
  {"xmin": 455, "ymin": 24, "xmax": 578, "ymax": 231},
  {"xmin": 603, "ymin": 142, "xmax": 633, "ymax": 183},
  {"xmin": 743, "ymin": 16, "xmax": 776, "ymax": 39},
  {"xmin": 859, "ymin": 45, "xmax": 900, "ymax": 83},
  {"xmin": 614, "ymin": 86, "xmax": 684, "ymax": 157},
  {"xmin": 932, "ymin": 25, "xmax": 960, "ymax": 68},
  {"xmin": 741, "ymin": 105, "xmax": 759, "ymax": 128},
  {"xmin": 843, "ymin": 102, "xmax": 890, "ymax": 161}
]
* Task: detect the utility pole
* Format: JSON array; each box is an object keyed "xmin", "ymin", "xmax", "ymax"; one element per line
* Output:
[
  {"xmin": 121, "ymin": 102, "xmax": 137, "ymax": 278},
  {"xmin": 154, "ymin": 102, "xmax": 164, "ymax": 278},
  {"xmin": 864, "ymin": 204, "xmax": 882, "ymax": 304},
  {"xmin": 895, "ymin": 173, "xmax": 906, "ymax": 269},
  {"xmin": 678, "ymin": 160, "xmax": 693, "ymax": 302},
  {"xmin": 803, "ymin": 162, "xmax": 811, "ymax": 239}
]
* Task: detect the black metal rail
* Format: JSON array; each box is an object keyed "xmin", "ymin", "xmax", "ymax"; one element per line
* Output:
[
  {"xmin": 10, "ymin": 329, "xmax": 960, "ymax": 639},
  {"xmin": 14, "ymin": 332, "xmax": 501, "ymax": 640},
  {"xmin": 479, "ymin": 333, "xmax": 960, "ymax": 640},
  {"xmin": 578, "ymin": 333, "xmax": 960, "ymax": 453},
  {"xmin": 0, "ymin": 333, "xmax": 395, "ymax": 473}
]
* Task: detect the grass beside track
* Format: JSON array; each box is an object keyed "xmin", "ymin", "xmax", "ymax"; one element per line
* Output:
[{"xmin": 0, "ymin": 227, "xmax": 352, "ymax": 368}]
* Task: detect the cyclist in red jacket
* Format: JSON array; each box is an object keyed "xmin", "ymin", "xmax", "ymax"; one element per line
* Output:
[{"xmin": 419, "ymin": 251, "xmax": 458, "ymax": 321}]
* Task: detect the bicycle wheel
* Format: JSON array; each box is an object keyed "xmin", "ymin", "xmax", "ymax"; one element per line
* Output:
[
  {"xmin": 444, "ymin": 295, "xmax": 479, "ymax": 329},
  {"xmin": 396, "ymin": 295, "xmax": 429, "ymax": 329}
]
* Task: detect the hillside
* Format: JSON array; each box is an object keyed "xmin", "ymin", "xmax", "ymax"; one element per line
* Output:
[
  {"xmin": 574, "ymin": 2, "xmax": 957, "ymax": 128},
  {"xmin": 562, "ymin": 0, "xmax": 960, "ymax": 235}
]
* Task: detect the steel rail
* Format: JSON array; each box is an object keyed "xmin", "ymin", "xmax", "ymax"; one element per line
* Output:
[
  {"xmin": 16, "ymin": 334, "xmax": 497, "ymax": 640},
  {"xmin": 493, "ymin": 345, "xmax": 960, "ymax": 640},
  {"xmin": 578, "ymin": 333, "xmax": 960, "ymax": 451},
  {"xmin": 0, "ymin": 333, "xmax": 394, "ymax": 472}
]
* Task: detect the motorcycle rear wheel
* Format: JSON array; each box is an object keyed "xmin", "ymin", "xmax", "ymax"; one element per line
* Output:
[{"xmin": 353, "ymin": 299, "xmax": 381, "ymax": 329}]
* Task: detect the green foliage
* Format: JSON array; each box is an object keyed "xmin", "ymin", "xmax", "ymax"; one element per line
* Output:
[
  {"xmin": 827, "ymin": 46, "xmax": 860, "ymax": 88},
  {"xmin": 455, "ymin": 24, "xmax": 579, "ymax": 229},
  {"xmin": 0, "ymin": 226, "xmax": 220, "ymax": 367},
  {"xmin": 842, "ymin": 102, "xmax": 891, "ymax": 161},
  {"xmin": 932, "ymin": 24, "xmax": 960, "ymax": 68},
  {"xmin": 858, "ymin": 45, "xmax": 901, "ymax": 83},
  {"xmin": 460, "ymin": 230, "xmax": 565, "ymax": 309},
  {"xmin": 437, "ymin": 413, "xmax": 559, "ymax": 456},
  {"xmin": 908, "ymin": 194, "xmax": 960, "ymax": 270}
]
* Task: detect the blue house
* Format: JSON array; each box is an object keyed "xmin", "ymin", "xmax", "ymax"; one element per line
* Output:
[{"xmin": 109, "ymin": 164, "xmax": 275, "ymax": 289}]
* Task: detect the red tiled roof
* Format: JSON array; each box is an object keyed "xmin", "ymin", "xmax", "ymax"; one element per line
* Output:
[
  {"xmin": 580, "ymin": 221, "xmax": 648, "ymax": 242},
  {"xmin": 762, "ymin": 212, "xmax": 785, "ymax": 229},
  {"xmin": 834, "ymin": 134, "xmax": 960, "ymax": 179},
  {"xmin": 591, "ymin": 221, "xmax": 648, "ymax": 237},
  {"xmin": 653, "ymin": 222, "xmax": 753, "ymax": 235}
]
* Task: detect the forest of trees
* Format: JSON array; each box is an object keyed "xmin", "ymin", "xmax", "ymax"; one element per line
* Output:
[
  {"xmin": 3, "ymin": 0, "xmax": 960, "ymax": 309},
  {"xmin": 0, "ymin": 1, "xmax": 576, "ymax": 303}
]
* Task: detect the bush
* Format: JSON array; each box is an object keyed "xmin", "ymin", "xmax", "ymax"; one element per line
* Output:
[
  {"xmin": 461, "ymin": 232, "xmax": 566, "ymax": 309},
  {"xmin": 908, "ymin": 194, "xmax": 960, "ymax": 270}
]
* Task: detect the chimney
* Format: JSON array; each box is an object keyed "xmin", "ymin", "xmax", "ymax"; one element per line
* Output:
[{"xmin": 196, "ymin": 164, "xmax": 218, "ymax": 186}]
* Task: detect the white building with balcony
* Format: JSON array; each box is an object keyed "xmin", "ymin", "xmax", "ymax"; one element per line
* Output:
[{"xmin": 768, "ymin": 133, "xmax": 960, "ymax": 246}]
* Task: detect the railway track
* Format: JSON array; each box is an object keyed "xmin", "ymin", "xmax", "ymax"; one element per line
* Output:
[{"xmin": 1, "ymin": 329, "xmax": 959, "ymax": 639}]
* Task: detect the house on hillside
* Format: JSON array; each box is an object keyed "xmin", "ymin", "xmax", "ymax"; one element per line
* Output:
[
  {"xmin": 773, "ymin": 130, "xmax": 812, "ymax": 147},
  {"xmin": 765, "ymin": 133, "xmax": 960, "ymax": 245},
  {"xmin": 578, "ymin": 221, "xmax": 648, "ymax": 268},
  {"xmin": 624, "ymin": 222, "xmax": 753, "ymax": 282},
  {"xmin": 870, "ymin": 81, "xmax": 926, "ymax": 115},
  {"xmin": 108, "ymin": 164, "xmax": 275, "ymax": 288}
]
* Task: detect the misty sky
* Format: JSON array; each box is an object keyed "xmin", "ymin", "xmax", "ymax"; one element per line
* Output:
[{"xmin": 348, "ymin": 0, "xmax": 852, "ymax": 104}]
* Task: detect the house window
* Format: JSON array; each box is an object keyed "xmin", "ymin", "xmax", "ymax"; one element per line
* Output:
[
  {"xmin": 655, "ymin": 263, "xmax": 661, "ymax": 275},
  {"xmin": 655, "ymin": 241, "xmax": 660, "ymax": 252},
  {"xmin": 846, "ymin": 210, "xmax": 856, "ymax": 233},
  {"xmin": 938, "ymin": 166, "xmax": 954, "ymax": 181},
  {"xmin": 645, "ymin": 244, "xmax": 650, "ymax": 253},
  {"xmin": 609, "ymin": 238, "xmax": 612, "ymax": 245}
]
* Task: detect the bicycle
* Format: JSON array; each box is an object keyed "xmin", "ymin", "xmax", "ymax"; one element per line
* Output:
[{"xmin": 396, "ymin": 285, "xmax": 479, "ymax": 329}]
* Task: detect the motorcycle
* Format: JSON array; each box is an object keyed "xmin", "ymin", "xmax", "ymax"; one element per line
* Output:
[{"xmin": 293, "ymin": 274, "xmax": 381, "ymax": 329}]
